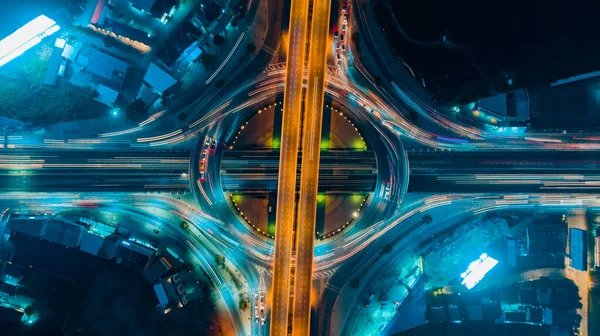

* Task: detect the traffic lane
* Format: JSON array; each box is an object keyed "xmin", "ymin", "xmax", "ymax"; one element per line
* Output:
[
  {"xmin": 408, "ymin": 173, "xmax": 600, "ymax": 192},
  {"xmin": 0, "ymin": 150, "xmax": 190, "ymax": 159},
  {"xmin": 0, "ymin": 150, "xmax": 190, "ymax": 169},
  {"xmin": 293, "ymin": 0, "xmax": 332, "ymax": 328},
  {"xmin": 221, "ymin": 173, "xmax": 376, "ymax": 191},
  {"xmin": 408, "ymin": 151, "xmax": 600, "ymax": 168},
  {"xmin": 0, "ymin": 175, "xmax": 189, "ymax": 192},
  {"xmin": 270, "ymin": 0, "xmax": 311, "ymax": 331},
  {"xmin": 221, "ymin": 151, "xmax": 376, "ymax": 173}
]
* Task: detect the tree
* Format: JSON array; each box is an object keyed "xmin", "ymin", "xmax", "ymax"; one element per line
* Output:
[
  {"xmin": 213, "ymin": 34, "xmax": 225, "ymax": 46},
  {"xmin": 200, "ymin": 53, "xmax": 214, "ymax": 67},
  {"xmin": 215, "ymin": 80, "xmax": 225, "ymax": 88},
  {"xmin": 125, "ymin": 99, "xmax": 148, "ymax": 120},
  {"xmin": 246, "ymin": 43, "xmax": 257, "ymax": 54},
  {"xmin": 181, "ymin": 221, "xmax": 190, "ymax": 231},
  {"xmin": 239, "ymin": 299, "xmax": 248, "ymax": 310},
  {"xmin": 215, "ymin": 255, "xmax": 225, "ymax": 268}
]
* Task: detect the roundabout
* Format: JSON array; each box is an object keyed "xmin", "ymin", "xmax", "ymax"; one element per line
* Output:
[{"xmin": 191, "ymin": 92, "xmax": 408, "ymax": 242}]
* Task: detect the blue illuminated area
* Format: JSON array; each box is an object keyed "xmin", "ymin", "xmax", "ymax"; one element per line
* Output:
[
  {"xmin": 0, "ymin": 15, "xmax": 60, "ymax": 67},
  {"xmin": 460, "ymin": 253, "xmax": 498, "ymax": 290}
]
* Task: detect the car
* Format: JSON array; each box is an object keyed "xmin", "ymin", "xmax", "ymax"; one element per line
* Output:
[
  {"xmin": 337, "ymin": 53, "xmax": 341, "ymax": 60},
  {"xmin": 341, "ymin": 44, "xmax": 345, "ymax": 51},
  {"xmin": 260, "ymin": 295, "xmax": 264, "ymax": 303},
  {"xmin": 343, "ymin": 19, "xmax": 347, "ymax": 25},
  {"xmin": 342, "ymin": 5, "xmax": 347, "ymax": 12},
  {"xmin": 255, "ymin": 294, "xmax": 258, "ymax": 300},
  {"xmin": 341, "ymin": 34, "xmax": 344, "ymax": 42},
  {"xmin": 261, "ymin": 318, "xmax": 266, "ymax": 325},
  {"xmin": 201, "ymin": 152, "xmax": 206, "ymax": 159},
  {"xmin": 385, "ymin": 183, "xmax": 391, "ymax": 191},
  {"xmin": 342, "ymin": 24, "xmax": 347, "ymax": 31},
  {"xmin": 336, "ymin": 44, "xmax": 340, "ymax": 50},
  {"xmin": 334, "ymin": 31, "xmax": 338, "ymax": 39},
  {"xmin": 200, "ymin": 171, "xmax": 205, "ymax": 180},
  {"xmin": 344, "ymin": 13, "xmax": 348, "ymax": 19},
  {"xmin": 364, "ymin": 301, "xmax": 370, "ymax": 307},
  {"xmin": 254, "ymin": 307, "xmax": 259, "ymax": 318},
  {"xmin": 337, "ymin": 60, "xmax": 341, "ymax": 66},
  {"xmin": 255, "ymin": 317, "xmax": 259, "ymax": 323}
]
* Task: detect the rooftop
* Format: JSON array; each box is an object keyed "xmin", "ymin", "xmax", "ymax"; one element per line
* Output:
[
  {"xmin": 526, "ymin": 224, "xmax": 567, "ymax": 255},
  {"xmin": 129, "ymin": 0, "xmax": 157, "ymax": 12},
  {"xmin": 143, "ymin": 63, "xmax": 177, "ymax": 93},
  {"xmin": 77, "ymin": 47, "xmax": 130, "ymax": 87}
]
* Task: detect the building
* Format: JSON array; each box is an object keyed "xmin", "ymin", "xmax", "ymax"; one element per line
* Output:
[
  {"xmin": 137, "ymin": 63, "xmax": 177, "ymax": 105},
  {"xmin": 98, "ymin": 235, "xmax": 122, "ymax": 259},
  {"xmin": 79, "ymin": 231, "xmax": 105, "ymax": 255},
  {"xmin": 6, "ymin": 216, "xmax": 50, "ymax": 238},
  {"xmin": 528, "ymin": 307, "xmax": 543, "ymax": 325},
  {"xmin": 95, "ymin": 84, "xmax": 120, "ymax": 107},
  {"xmin": 526, "ymin": 224, "xmax": 567, "ymax": 255},
  {"xmin": 76, "ymin": 47, "xmax": 130, "ymax": 89},
  {"xmin": 91, "ymin": 0, "xmax": 107, "ymax": 24},
  {"xmin": 143, "ymin": 254, "xmax": 174, "ymax": 283},
  {"xmin": 465, "ymin": 305, "xmax": 483, "ymax": 321},
  {"xmin": 153, "ymin": 273, "xmax": 185, "ymax": 309},
  {"xmin": 569, "ymin": 228, "xmax": 587, "ymax": 271},
  {"xmin": 116, "ymin": 240, "xmax": 155, "ymax": 271},
  {"xmin": 476, "ymin": 89, "xmax": 530, "ymax": 126},
  {"xmin": 41, "ymin": 219, "xmax": 85, "ymax": 248},
  {"xmin": 128, "ymin": 0, "xmax": 179, "ymax": 22},
  {"xmin": 43, "ymin": 38, "xmax": 67, "ymax": 85},
  {"xmin": 504, "ymin": 310, "xmax": 527, "ymax": 323},
  {"xmin": 0, "ymin": 261, "xmax": 23, "ymax": 297},
  {"xmin": 157, "ymin": 21, "xmax": 203, "ymax": 67},
  {"xmin": 128, "ymin": 0, "xmax": 157, "ymax": 12}
]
